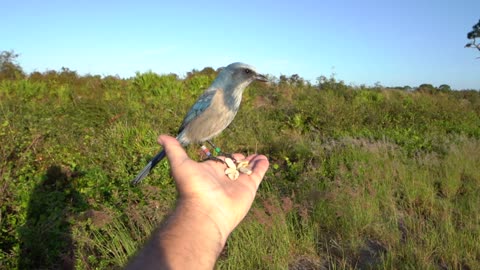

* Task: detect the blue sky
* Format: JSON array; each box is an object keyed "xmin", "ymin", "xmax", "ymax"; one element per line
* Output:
[{"xmin": 3, "ymin": 0, "xmax": 480, "ymax": 89}]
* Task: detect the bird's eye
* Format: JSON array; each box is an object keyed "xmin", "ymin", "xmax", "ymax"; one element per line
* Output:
[{"xmin": 245, "ymin": 69, "xmax": 251, "ymax": 74}]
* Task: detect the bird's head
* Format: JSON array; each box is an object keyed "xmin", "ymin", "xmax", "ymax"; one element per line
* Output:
[
  {"xmin": 225, "ymin": 62, "xmax": 268, "ymax": 83},
  {"xmin": 212, "ymin": 62, "xmax": 268, "ymax": 93}
]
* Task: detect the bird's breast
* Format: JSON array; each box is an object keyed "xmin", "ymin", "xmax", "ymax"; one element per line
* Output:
[{"xmin": 180, "ymin": 89, "xmax": 239, "ymax": 143}]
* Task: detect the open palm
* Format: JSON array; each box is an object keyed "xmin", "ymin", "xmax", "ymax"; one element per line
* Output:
[{"xmin": 158, "ymin": 135, "xmax": 270, "ymax": 237}]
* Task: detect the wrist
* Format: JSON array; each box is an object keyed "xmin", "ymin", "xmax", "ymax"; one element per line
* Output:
[
  {"xmin": 176, "ymin": 198, "xmax": 232, "ymax": 245},
  {"xmin": 141, "ymin": 200, "xmax": 229, "ymax": 269}
]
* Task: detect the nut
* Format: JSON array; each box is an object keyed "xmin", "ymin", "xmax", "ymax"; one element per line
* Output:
[
  {"xmin": 238, "ymin": 166, "xmax": 252, "ymax": 175},
  {"xmin": 225, "ymin": 158, "xmax": 236, "ymax": 169},
  {"xmin": 224, "ymin": 157, "xmax": 253, "ymax": 180},
  {"xmin": 225, "ymin": 167, "xmax": 240, "ymax": 180}
]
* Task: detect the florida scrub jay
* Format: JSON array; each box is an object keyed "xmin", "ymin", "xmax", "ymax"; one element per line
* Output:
[{"xmin": 132, "ymin": 62, "xmax": 268, "ymax": 184}]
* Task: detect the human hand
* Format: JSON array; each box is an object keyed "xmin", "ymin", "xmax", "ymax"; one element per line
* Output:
[
  {"xmin": 158, "ymin": 134, "xmax": 270, "ymax": 242},
  {"xmin": 126, "ymin": 135, "xmax": 269, "ymax": 269}
]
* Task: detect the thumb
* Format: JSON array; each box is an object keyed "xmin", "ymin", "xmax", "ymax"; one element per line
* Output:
[{"xmin": 157, "ymin": 135, "xmax": 189, "ymax": 168}]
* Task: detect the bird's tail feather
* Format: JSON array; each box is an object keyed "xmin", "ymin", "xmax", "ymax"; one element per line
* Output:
[{"xmin": 131, "ymin": 150, "xmax": 166, "ymax": 185}]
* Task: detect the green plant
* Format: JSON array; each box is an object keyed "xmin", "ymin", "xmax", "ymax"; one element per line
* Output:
[{"xmin": 1, "ymin": 56, "xmax": 479, "ymax": 269}]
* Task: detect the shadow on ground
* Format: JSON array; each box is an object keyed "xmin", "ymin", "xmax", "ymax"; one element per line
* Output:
[{"xmin": 18, "ymin": 165, "xmax": 87, "ymax": 269}]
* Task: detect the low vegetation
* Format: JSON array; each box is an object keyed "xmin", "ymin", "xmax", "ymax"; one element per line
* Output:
[{"xmin": 1, "ymin": 51, "xmax": 479, "ymax": 269}]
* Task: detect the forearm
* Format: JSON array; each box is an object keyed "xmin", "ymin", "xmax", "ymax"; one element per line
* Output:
[{"xmin": 125, "ymin": 200, "xmax": 228, "ymax": 270}]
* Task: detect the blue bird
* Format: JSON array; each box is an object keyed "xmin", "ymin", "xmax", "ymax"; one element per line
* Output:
[{"xmin": 132, "ymin": 62, "xmax": 268, "ymax": 184}]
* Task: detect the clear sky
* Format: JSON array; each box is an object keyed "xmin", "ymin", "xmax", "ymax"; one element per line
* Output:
[{"xmin": 2, "ymin": 0, "xmax": 480, "ymax": 89}]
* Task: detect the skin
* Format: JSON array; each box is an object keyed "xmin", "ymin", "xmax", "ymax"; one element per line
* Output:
[{"xmin": 125, "ymin": 135, "xmax": 270, "ymax": 270}]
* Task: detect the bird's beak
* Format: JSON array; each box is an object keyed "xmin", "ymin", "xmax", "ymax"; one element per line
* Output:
[{"xmin": 255, "ymin": 73, "xmax": 268, "ymax": 82}]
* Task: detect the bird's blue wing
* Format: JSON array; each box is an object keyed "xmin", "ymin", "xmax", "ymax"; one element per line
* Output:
[{"xmin": 178, "ymin": 88, "xmax": 217, "ymax": 133}]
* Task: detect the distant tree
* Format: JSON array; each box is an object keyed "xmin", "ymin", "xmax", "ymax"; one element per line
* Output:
[
  {"xmin": 438, "ymin": 84, "xmax": 452, "ymax": 92},
  {"xmin": 288, "ymin": 74, "xmax": 306, "ymax": 87},
  {"xmin": 0, "ymin": 50, "xmax": 25, "ymax": 80},
  {"xmin": 185, "ymin": 67, "xmax": 217, "ymax": 80},
  {"xmin": 29, "ymin": 71, "xmax": 44, "ymax": 82},
  {"xmin": 374, "ymin": 81, "xmax": 383, "ymax": 90},
  {"xmin": 417, "ymin": 83, "xmax": 436, "ymax": 94},
  {"xmin": 391, "ymin": 85, "xmax": 413, "ymax": 91},
  {"xmin": 277, "ymin": 74, "xmax": 306, "ymax": 88},
  {"xmin": 465, "ymin": 19, "xmax": 480, "ymax": 57},
  {"xmin": 279, "ymin": 75, "xmax": 288, "ymax": 85},
  {"xmin": 58, "ymin": 67, "xmax": 79, "ymax": 84},
  {"xmin": 316, "ymin": 74, "xmax": 348, "ymax": 91},
  {"xmin": 403, "ymin": 85, "xmax": 413, "ymax": 91},
  {"xmin": 198, "ymin": 67, "xmax": 216, "ymax": 77}
]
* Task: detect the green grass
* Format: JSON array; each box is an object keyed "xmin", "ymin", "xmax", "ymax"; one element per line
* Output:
[{"xmin": 1, "ymin": 66, "xmax": 479, "ymax": 269}]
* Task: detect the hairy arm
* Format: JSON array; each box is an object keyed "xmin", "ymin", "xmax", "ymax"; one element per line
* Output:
[
  {"xmin": 125, "ymin": 135, "xmax": 269, "ymax": 269},
  {"xmin": 125, "ymin": 200, "xmax": 225, "ymax": 269}
]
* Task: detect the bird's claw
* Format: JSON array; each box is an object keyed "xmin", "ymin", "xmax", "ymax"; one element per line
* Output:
[
  {"xmin": 202, "ymin": 155, "xmax": 227, "ymax": 164},
  {"xmin": 201, "ymin": 153, "xmax": 237, "ymax": 164},
  {"xmin": 217, "ymin": 152, "xmax": 237, "ymax": 163},
  {"xmin": 200, "ymin": 143, "xmax": 237, "ymax": 163}
]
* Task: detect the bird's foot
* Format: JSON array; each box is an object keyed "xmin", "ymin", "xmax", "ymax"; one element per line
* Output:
[
  {"xmin": 216, "ymin": 152, "xmax": 237, "ymax": 163},
  {"xmin": 203, "ymin": 140, "xmax": 237, "ymax": 162},
  {"xmin": 200, "ymin": 143, "xmax": 237, "ymax": 164},
  {"xmin": 202, "ymin": 155, "xmax": 227, "ymax": 164}
]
